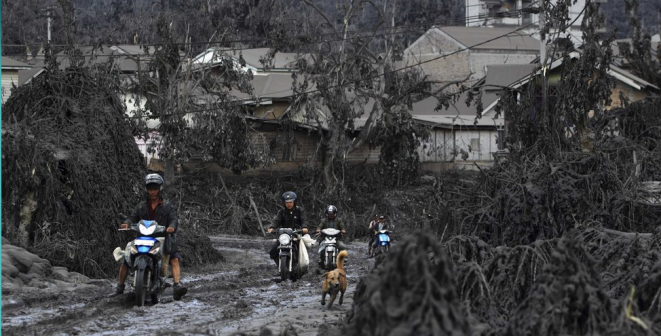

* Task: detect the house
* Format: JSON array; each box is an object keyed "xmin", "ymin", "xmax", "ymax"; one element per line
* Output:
[
  {"xmin": 407, "ymin": 64, "xmax": 536, "ymax": 167},
  {"xmin": 181, "ymin": 47, "xmax": 384, "ymax": 172},
  {"xmin": 464, "ymin": 0, "xmax": 609, "ymax": 44},
  {"xmin": 1, "ymin": 57, "xmax": 31, "ymax": 104},
  {"xmin": 402, "ymin": 26, "xmax": 540, "ymax": 88},
  {"xmin": 191, "ymin": 47, "xmax": 301, "ymax": 73},
  {"xmin": 464, "ymin": 0, "xmax": 593, "ymax": 29}
]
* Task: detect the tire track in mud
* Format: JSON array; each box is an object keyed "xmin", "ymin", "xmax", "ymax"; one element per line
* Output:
[{"xmin": 1, "ymin": 236, "xmax": 373, "ymax": 336}]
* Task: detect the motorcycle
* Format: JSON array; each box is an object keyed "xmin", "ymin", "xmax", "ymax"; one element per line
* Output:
[
  {"xmin": 273, "ymin": 228, "xmax": 306, "ymax": 282},
  {"xmin": 114, "ymin": 214, "xmax": 166, "ymax": 306},
  {"xmin": 318, "ymin": 228, "xmax": 342, "ymax": 271},
  {"xmin": 371, "ymin": 229, "xmax": 392, "ymax": 257}
]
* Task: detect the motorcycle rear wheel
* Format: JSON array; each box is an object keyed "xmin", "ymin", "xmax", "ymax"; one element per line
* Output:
[{"xmin": 280, "ymin": 256, "xmax": 290, "ymax": 282}]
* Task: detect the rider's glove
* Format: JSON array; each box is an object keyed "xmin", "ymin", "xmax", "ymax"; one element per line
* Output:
[
  {"xmin": 120, "ymin": 223, "xmax": 128, "ymax": 229},
  {"xmin": 166, "ymin": 226, "xmax": 175, "ymax": 233},
  {"xmin": 267, "ymin": 227, "xmax": 274, "ymax": 234},
  {"xmin": 302, "ymin": 228, "xmax": 308, "ymax": 234}
]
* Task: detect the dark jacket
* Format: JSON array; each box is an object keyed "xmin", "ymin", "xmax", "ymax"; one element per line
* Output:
[
  {"xmin": 317, "ymin": 218, "xmax": 346, "ymax": 232},
  {"xmin": 270, "ymin": 206, "xmax": 307, "ymax": 230},
  {"xmin": 373, "ymin": 221, "xmax": 389, "ymax": 232},
  {"xmin": 125, "ymin": 198, "xmax": 179, "ymax": 254}
]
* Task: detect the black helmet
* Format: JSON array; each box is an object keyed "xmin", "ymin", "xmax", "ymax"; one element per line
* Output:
[
  {"xmin": 325, "ymin": 205, "xmax": 338, "ymax": 215},
  {"xmin": 282, "ymin": 191, "xmax": 297, "ymax": 202}
]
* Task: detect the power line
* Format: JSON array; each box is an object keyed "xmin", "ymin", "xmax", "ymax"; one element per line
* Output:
[
  {"xmin": 126, "ymin": 22, "xmax": 539, "ymax": 119},
  {"xmin": 3, "ymin": 5, "xmax": 540, "ymax": 53}
]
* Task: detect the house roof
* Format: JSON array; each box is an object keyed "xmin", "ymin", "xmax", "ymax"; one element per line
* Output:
[
  {"xmin": 16, "ymin": 44, "xmax": 166, "ymax": 85},
  {"xmin": 192, "ymin": 47, "xmax": 303, "ymax": 71},
  {"xmin": 484, "ymin": 64, "xmax": 536, "ymax": 90},
  {"xmin": 230, "ymin": 73, "xmax": 298, "ymax": 100},
  {"xmin": 18, "ymin": 67, "xmax": 45, "ymax": 85},
  {"xmin": 1, "ymin": 57, "xmax": 32, "ymax": 70},
  {"xmin": 437, "ymin": 26, "xmax": 540, "ymax": 51},
  {"xmin": 408, "ymin": 91, "xmax": 502, "ymax": 128},
  {"xmin": 608, "ymin": 64, "xmax": 659, "ymax": 91}
]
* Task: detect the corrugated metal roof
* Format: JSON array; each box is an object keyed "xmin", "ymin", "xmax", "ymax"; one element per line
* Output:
[
  {"xmin": 438, "ymin": 26, "xmax": 540, "ymax": 51},
  {"xmin": 193, "ymin": 48, "xmax": 303, "ymax": 70},
  {"xmin": 230, "ymin": 73, "xmax": 300, "ymax": 100},
  {"xmin": 484, "ymin": 64, "xmax": 536, "ymax": 89},
  {"xmin": 408, "ymin": 91, "xmax": 502, "ymax": 128},
  {"xmin": 1, "ymin": 56, "xmax": 32, "ymax": 69}
]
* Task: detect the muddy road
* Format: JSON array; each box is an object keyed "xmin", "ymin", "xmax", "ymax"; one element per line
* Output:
[{"xmin": 2, "ymin": 236, "xmax": 373, "ymax": 336}]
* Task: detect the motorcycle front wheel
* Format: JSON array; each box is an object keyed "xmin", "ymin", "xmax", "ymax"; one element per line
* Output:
[
  {"xmin": 135, "ymin": 268, "xmax": 149, "ymax": 306},
  {"xmin": 280, "ymin": 256, "xmax": 290, "ymax": 282},
  {"xmin": 326, "ymin": 253, "xmax": 335, "ymax": 271}
]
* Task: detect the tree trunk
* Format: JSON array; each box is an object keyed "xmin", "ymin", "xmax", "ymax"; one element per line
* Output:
[
  {"xmin": 18, "ymin": 191, "xmax": 37, "ymax": 247},
  {"xmin": 164, "ymin": 158, "xmax": 175, "ymax": 185}
]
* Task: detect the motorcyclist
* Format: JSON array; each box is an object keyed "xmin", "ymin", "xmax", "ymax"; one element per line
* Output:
[
  {"xmin": 267, "ymin": 191, "xmax": 308, "ymax": 267},
  {"xmin": 111, "ymin": 173, "xmax": 188, "ymax": 301},
  {"xmin": 315, "ymin": 205, "xmax": 347, "ymax": 268},
  {"xmin": 367, "ymin": 214, "xmax": 379, "ymax": 255},
  {"xmin": 369, "ymin": 215, "xmax": 390, "ymax": 256}
]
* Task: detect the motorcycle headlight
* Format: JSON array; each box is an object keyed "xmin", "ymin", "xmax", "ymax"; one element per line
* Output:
[
  {"xmin": 278, "ymin": 234, "xmax": 291, "ymax": 245},
  {"xmin": 139, "ymin": 223, "xmax": 157, "ymax": 236},
  {"xmin": 130, "ymin": 246, "xmax": 138, "ymax": 254},
  {"xmin": 149, "ymin": 246, "xmax": 161, "ymax": 255}
]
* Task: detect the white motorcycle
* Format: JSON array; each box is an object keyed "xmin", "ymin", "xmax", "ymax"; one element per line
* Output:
[{"xmin": 318, "ymin": 228, "xmax": 342, "ymax": 271}]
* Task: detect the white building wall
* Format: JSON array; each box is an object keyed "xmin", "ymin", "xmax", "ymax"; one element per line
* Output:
[{"xmin": 1, "ymin": 71, "xmax": 19, "ymax": 104}]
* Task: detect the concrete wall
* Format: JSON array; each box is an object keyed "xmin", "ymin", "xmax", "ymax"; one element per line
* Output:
[
  {"xmin": 404, "ymin": 29, "xmax": 472, "ymax": 91},
  {"xmin": 404, "ymin": 29, "xmax": 538, "ymax": 90}
]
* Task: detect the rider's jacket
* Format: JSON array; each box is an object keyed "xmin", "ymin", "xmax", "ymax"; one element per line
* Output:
[
  {"xmin": 317, "ymin": 218, "xmax": 346, "ymax": 233},
  {"xmin": 271, "ymin": 206, "xmax": 308, "ymax": 230}
]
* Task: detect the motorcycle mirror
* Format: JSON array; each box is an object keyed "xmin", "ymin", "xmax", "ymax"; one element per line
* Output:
[{"xmin": 119, "ymin": 213, "xmax": 128, "ymax": 221}]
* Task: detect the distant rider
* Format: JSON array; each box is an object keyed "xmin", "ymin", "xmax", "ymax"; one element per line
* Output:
[
  {"xmin": 367, "ymin": 214, "xmax": 379, "ymax": 255},
  {"xmin": 267, "ymin": 191, "xmax": 308, "ymax": 266},
  {"xmin": 315, "ymin": 205, "xmax": 347, "ymax": 267},
  {"xmin": 111, "ymin": 173, "xmax": 187, "ymax": 300},
  {"xmin": 370, "ymin": 215, "xmax": 390, "ymax": 256}
]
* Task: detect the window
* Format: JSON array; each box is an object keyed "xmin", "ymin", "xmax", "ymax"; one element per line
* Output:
[{"xmin": 470, "ymin": 138, "xmax": 481, "ymax": 152}]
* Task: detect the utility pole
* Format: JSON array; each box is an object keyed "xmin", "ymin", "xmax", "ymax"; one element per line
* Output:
[
  {"xmin": 47, "ymin": 9, "xmax": 52, "ymax": 43},
  {"xmin": 39, "ymin": 6, "xmax": 58, "ymax": 44},
  {"xmin": 540, "ymin": 0, "xmax": 548, "ymax": 118}
]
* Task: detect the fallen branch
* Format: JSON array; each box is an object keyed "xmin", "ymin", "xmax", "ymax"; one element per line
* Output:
[{"xmin": 249, "ymin": 193, "xmax": 266, "ymax": 237}]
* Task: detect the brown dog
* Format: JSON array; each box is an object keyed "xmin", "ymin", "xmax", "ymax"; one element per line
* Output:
[{"xmin": 321, "ymin": 250, "xmax": 348, "ymax": 308}]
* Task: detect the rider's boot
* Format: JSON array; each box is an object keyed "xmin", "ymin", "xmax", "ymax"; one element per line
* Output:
[
  {"xmin": 109, "ymin": 283, "xmax": 125, "ymax": 297},
  {"xmin": 173, "ymin": 283, "xmax": 187, "ymax": 300}
]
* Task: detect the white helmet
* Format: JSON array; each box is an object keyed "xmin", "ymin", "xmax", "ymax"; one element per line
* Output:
[{"xmin": 145, "ymin": 173, "xmax": 164, "ymax": 187}]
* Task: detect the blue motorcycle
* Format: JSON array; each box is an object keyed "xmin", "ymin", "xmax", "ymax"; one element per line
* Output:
[
  {"xmin": 117, "ymin": 214, "xmax": 167, "ymax": 306},
  {"xmin": 371, "ymin": 229, "xmax": 392, "ymax": 257}
]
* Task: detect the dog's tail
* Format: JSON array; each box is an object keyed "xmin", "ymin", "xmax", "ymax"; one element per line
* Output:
[{"xmin": 337, "ymin": 250, "xmax": 349, "ymax": 270}]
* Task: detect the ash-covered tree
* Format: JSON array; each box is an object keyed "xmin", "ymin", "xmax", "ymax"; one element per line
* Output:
[
  {"xmin": 616, "ymin": 0, "xmax": 661, "ymax": 89},
  {"xmin": 0, "ymin": 1, "xmax": 146, "ymax": 277},
  {"xmin": 503, "ymin": 0, "xmax": 615, "ymax": 157},
  {"xmin": 131, "ymin": 13, "xmax": 273, "ymax": 179},
  {"xmin": 276, "ymin": 0, "xmax": 466, "ymax": 196}
]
